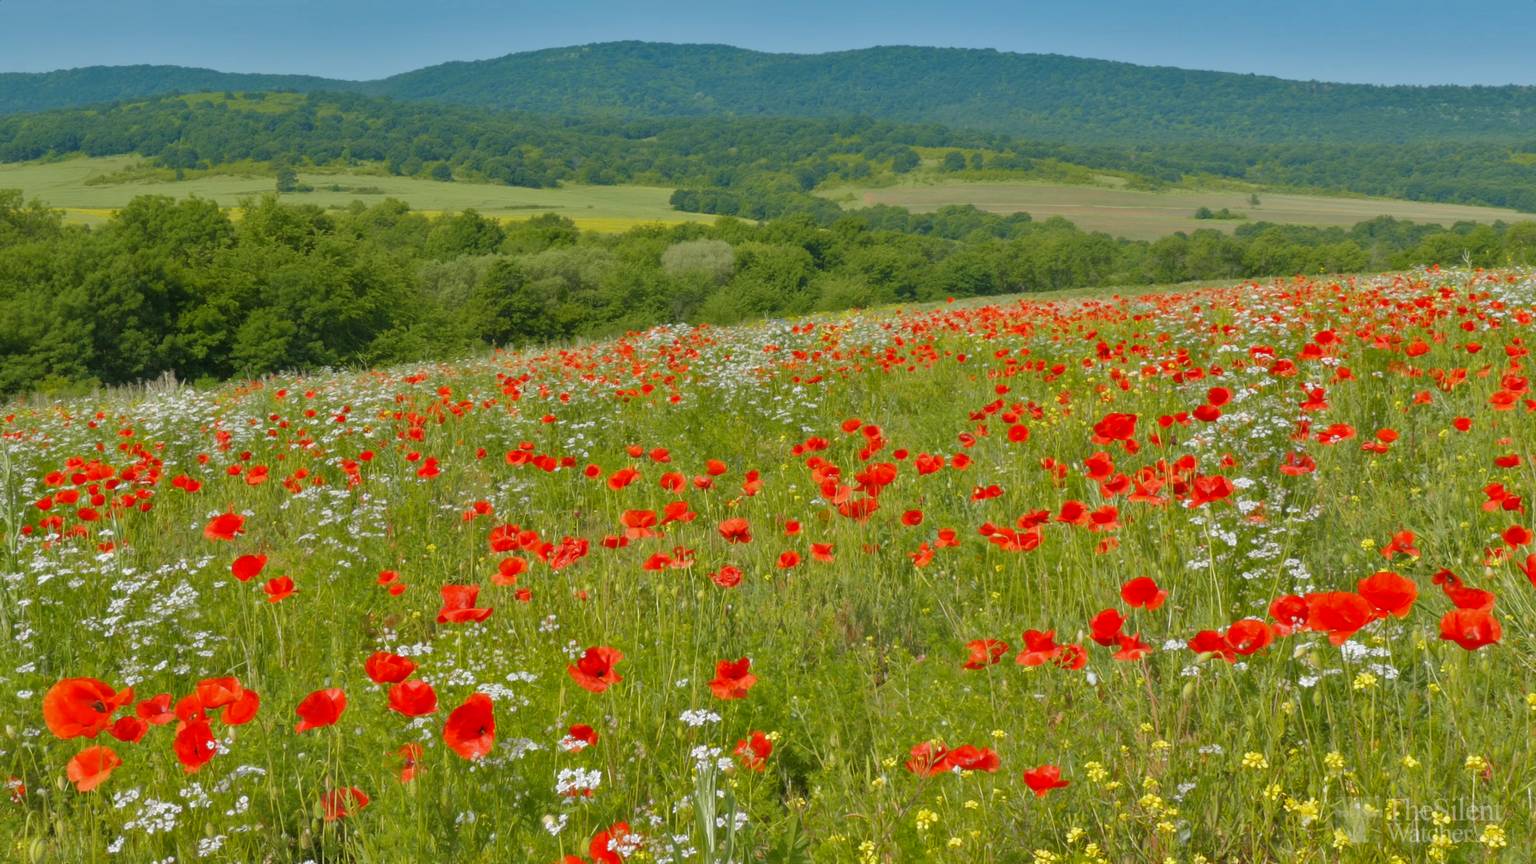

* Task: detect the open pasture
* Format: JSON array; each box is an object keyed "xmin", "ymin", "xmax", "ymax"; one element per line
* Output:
[
  {"xmin": 2, "ymin": 270, "xmax": 1534, "ymax": 862},
  {"xmin": 825, "ymin": 179, "xmax": 1530, "ymax": 240},
  {"xmin": 0, "ymin": 155, "xmax": 706, "ymax": 231}
]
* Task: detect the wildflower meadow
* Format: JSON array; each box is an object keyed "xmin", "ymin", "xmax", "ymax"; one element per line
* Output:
[{"xmin": 2, "ymin": 268, "xmax": 1534, "ymax": 863}]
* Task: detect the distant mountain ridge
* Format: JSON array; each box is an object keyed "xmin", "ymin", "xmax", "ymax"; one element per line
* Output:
[{"xmin": 4, "ymin": 41, "xmax": 1536, "ymax": 143}]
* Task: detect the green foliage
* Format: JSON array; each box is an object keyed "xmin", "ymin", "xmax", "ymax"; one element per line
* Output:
[
  {"xmin": 8, "ymin": 43, "xmax": 1536, "ymax": 148},
  {"xmin": 3, "ymin": 189, "xmax": 1536, "ymax": 397}
]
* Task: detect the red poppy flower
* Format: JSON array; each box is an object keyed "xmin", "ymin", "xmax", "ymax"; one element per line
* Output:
[
  {"xmin": 905, "ymin": 740, "xmax": 950, "ymax": 776},
  {"xmin": 223, "ymin": 689, "xmax": 260, "ymax": 726},
  {"xmin": 43, "ymin": 678, "xmax": 133, "ymax": 740},
  {"xmin": 194, "ymin": 677, "xmax": 243, "ymax": 710},
  {"xmin": 1016, "ymin": 630, "xmax": 1063, "ymax": 666},
  {"xmin": 396, "ymin": 743, "xmax": 423, "ymax": 783},
  {"xmin": 443, "ymin": 692, "xmax": 495, "ymax": 760},
  {"xmin": 1089, "ymin": 609, "xmax": 1125, "ymax": 646},
  {"xmin": 136, "ymin": 694, "xmax": 174, "ymax": 725},
  {"xmin": 1187, "ymin": 630, "xmax": 1236, "ymax": 662},
  {"xmin": 963, "ymin": 639, "xmax": 1009, "ymax": 669},
  {"xmin": 66, "ymin": 746, "xmax": 122, "ymax": 792},
  {"xmin": 1357, "ymin": 571, "xmax": 1417, "ymax": 618},
  {"xmin": 107, "ymin": 715, "xmax": 148, "ymax": 743},
  {"xmin": 937, "ymin": 745, "xmax": 1000, "ymax": 773},
  {"xmin": 322, "ymin": 786, "xmax": 370, "ymax": 821},
  {"xmin": 1113, "ymin": 632, "xmax": 1152, "ymax": 661},
  {"xmin": 735, "ymin": 731, "xmax": 773, "ymax": 771},
  {"xmin": 203, "ymin": 512, "xmax": 245, "ymax": 542},
  {"xmin": 1439, "ymin": 609, "xmax": 1501, "ymax": 651},
  {"xmin": 294, "ymin": 688, "xmax": 346, "ymax": 733},
  {"xmin": 710, "ymin": 565, "xmax": 742, "ymax": 588},
  {"xmin": 1022, "ymin": 764, "xmax": 1070, "ymax": 797},
  {"xmin": 1304, "ymin": 591, "xmax": 1376, "ymax": 645},
  {"xmin": 436, "ymin": 584, "xmax": 493, "ymax": 623},
  {"xmin": 589, "ymin": 821, "xmax": 635, "ymax": 864},
  {"xmin": 718, "ymin": 517, "xmax": 752, "ymax": 544},
  {"xmin": 173, "ymin": 719, "xmax": 217, "ymax": 773},
  {"xmin": 709, "ymin": 657, "xmax": 757, "ymax": 700},
  {"xmin": 365, "ymin": 652, "xmax": 417, "ymax": 684},
  {"xmin": 1120, "ymin": 576, "xmax": 1167, "ymax": 610},
  {"xmin": 231, "ymin": 554, "xmax": 267, "ymax": 582},
  {"xmin": 568, "ymin": 646, "xmax": 624, "ymax": 693},
  {"xmin": 562, "ymin": 724, "xmax": 599, "ymax": 752},
  {"xmin": 263, "ymin": 576, "xmax": 295, "ymax": 603},
  {"xmin": 1225, "ymin": 619, "xmax": 1273, "ymax": 655},
  {"xmin": 387, "ymin": 680, "xmax": 438, "ymax": 717}
]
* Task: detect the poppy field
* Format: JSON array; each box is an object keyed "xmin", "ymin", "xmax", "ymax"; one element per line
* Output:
[{"xmin": 3, "ymin": 268, "xmax": 1535, "ymax": 863}]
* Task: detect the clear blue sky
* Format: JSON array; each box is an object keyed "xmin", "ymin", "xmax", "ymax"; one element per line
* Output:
[{"xmin": 2, "ymin": 0, "xmax": 1533, "ymax": 86}]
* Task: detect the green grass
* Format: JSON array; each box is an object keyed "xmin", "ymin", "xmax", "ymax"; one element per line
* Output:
[
  {"xmin": 2, "ymin": 268, "xmax": 1533, "ymax": 862},
  {"xmin": 820, "ymin": 176, "xmax": 1530, "ymax": 240},
  {"xmin": 0, "ymin": 155, "xmax": 710, "ymax": 232}
]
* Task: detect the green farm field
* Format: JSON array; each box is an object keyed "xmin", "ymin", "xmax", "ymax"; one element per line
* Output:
[
  {"xmin": 822, "ymin": 177, "xmax": 1530, "ymax": 240},
  {"xmin": 0, "ymin": 155, "xmax": 710, "ymax": 232}
]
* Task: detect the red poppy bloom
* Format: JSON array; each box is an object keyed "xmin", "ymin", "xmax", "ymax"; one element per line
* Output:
[
  {"xmin": 365, "ymin": 652, "xmax": 417, "ymax": 684},
  {"xmin": 1089, "ymin": 609, "xmax": 1125, "ymax": 646},
  {"xmin": 107, "ymin": 715, "xmax": 148, "ymax": 743},
  {"xmin": 1016, "ymin": 630, "xmax": 1063, "ymax": 666},
  {"xmin": 43, "ymin": 678, "xmax": 133, "ymax": 740},
  {"xmin": 937, "ymin": 745, "xmax": 1000, "ymax": 773},
  {"xmin": 443, "ymin": 692, "xmax": 495, "ymax": 760},
  {"xmin": 223, "ymin": 689, "xmax": 260, "ymax": 726},
  {"xmin": 568, "ymin": 646, "xmax": 625, "ymax": 693},
  {"xmin": 1022, "ymin": 764, "xmax": 1070, "ymax": 797},
  {"xmin": 1187, "ymin": 630, "xmax": 1236, "ymax": 663},
  {"xmin": 136, "ymin": 694, "xmax": 174, "ymax": 725},
  {"xmin": 294, "ymin": 688, "xmax": 346, "ymax": 733},
  {"xmin": 173, "ymin": 719, "xmax": 217, "ymax": 773},
  {"xmin": 322, "ymin": 786, "xmax": 370, "ymax": 821},
  {"xmin": 1357, "ymin": 571, "xmax": 1417, "ymax": 618},
  {"xmin": 735, "ymin": 731, "xmax": 773, "ymax": 771},
  {"xmin": 589, "ymin": 821, "xmax": 636, "ymax": 864},
  {"xmin": 1439, "ymin": 609, "xmax": 1501, "ymax": 651},
  {"xmin": 905, "ymin": 740, "xmax": 950, "ymax": 776},
  {"xmin": 1120, "ymin": 576, "xmax": 1167, "ymax": 610},
  {"xmin": 397, "ymin": 743, "xmax": 423, "ymax": 783},
  {"xmin": 1304, "ymin": 591, "xmax": 1376, "ymax": 645},
  {"xmin": 718, "ymin": 517, "xmax": 752, "ymax": 543},
  {"xmin": 436, "ymin": 584, "xmax": 493, "ymax": 623},
  {"xmin": 66, "ymin": 746, "xmax": 122, "ymax": 792},
  {"xmin": 963, "ymin": 639, "xmax": 1009, "ymax": 669},
  {"xmin": 203, "ymin": 512, "xmax": 245, "ymax": 542},
  {"xmin": 194, "ymin": 677, "xmax": 242, "ymax": 710},
  {"xmin": 1113, "ymin": 633, "xmax": 1152, "ymax": 661},
  {"xmin": 387, "ymin": 680, "xmax": 438, "ymax": 717},
  {"xmin": 1225, "ymin": 619, "xmax": 1274, "ymax": 655},
  {"xmin": 263, "ymin": 575, "xmax": 295, "ymax": 603},
  {"xmin": 709, "ymin": 657, "xmax": 757, "ymax": 700},
  {"xmin": 709, "ymin": 565, "xmax": 743, "ymax": 588},
  {"xmin": 231, "ymin": 554, "xmax": 267, "ymax": 582}
]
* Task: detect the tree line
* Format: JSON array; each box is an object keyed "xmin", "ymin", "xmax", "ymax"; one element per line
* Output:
[
  {"xmin": 4, "ymin": 188, "xmax": 1535, "ymax": 397},
  {"xmin": 3, "ymin": 92, "xmax": 1536, "ymax": 212}
]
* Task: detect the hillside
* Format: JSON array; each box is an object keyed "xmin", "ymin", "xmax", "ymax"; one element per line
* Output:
[{"xmin": 5, "ymin": 42, "xmax": 1536, "ymax": 143}]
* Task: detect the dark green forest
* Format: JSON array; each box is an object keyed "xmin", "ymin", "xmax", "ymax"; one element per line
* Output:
[
  {"xmin": 6, "ymin": 42, "xmax": 1536, "ymax": 144},
  {"xmin": 3, "ymin": 187, "xmax": 1534, "ymax": 397},
  {"xmin": 5, "ymin": 92, "xmax": 1536, "ymax": 212}
]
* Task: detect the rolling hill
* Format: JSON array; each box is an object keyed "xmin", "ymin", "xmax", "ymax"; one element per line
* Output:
[{"xmin": 4, "ymin": 42, "xmax": 1536, "ymax": 144}]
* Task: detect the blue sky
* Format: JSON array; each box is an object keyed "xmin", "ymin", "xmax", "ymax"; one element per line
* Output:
[{"xmin": 2, "ymin": 0, "xmax": 1533, "ymax": 85}]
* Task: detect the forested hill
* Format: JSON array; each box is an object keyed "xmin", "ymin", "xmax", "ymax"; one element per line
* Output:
[
  {"xmin": 0, "ymin": 65, "xmax": 343, "ymax": 115},
  {"xmin": 5, "ymin": 42, "xmax": 1536, "ymax": 143}
]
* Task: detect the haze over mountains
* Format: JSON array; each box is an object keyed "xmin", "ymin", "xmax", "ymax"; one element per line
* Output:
[{"xmin": 3, "ymin": 41, "xmax": 1535, "ymax": 143}]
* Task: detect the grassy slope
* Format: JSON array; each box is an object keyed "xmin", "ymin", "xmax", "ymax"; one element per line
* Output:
[
  {"xmin": 0, "ymin": 155, "xmax": 709, "ymax": 231},
  {"xmin": 820, "ymin": 176, "xmax": 1530, "ymax": 240}
]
